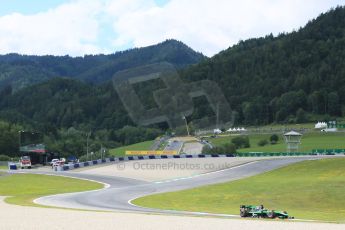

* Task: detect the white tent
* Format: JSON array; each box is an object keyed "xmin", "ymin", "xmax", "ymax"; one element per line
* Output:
[
  {"xmin": 315, "ymin": 122, "xmax": 327, "ymax": 129},
  {"xmin": 214, "ymin": 128, "xmax": 222, "ymax": 134}
]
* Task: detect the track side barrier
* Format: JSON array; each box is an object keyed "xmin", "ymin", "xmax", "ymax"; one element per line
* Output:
[
  {"xmin": 61, "ymin": 151, "xmax": 336, "ymax": 171},
  {"xmin": 62, "ymin": 154, "xmax": 233, "ymax": 171}
]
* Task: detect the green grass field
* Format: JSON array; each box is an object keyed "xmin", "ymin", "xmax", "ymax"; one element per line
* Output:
[
  {"xmin": 133, "ymin": 158, "xmax": 345, "ymax": 222},
  {"xmin": 207, "ymin": 132, "xmax": 345, "ymax": 153},
  {"xmin": 0, "ymin": 165, "xmax": 7, "ymax": 170},
  {"xmin": 0, "ymin": 174, "xmax": 103, "ymax": 206},
  {"xmin": 250, "ymin": 123, "xmax": 315, "ymax": 129},
  {"xmin": 109, "ymin": 140, "xmax": 154, "ymax": 156}
]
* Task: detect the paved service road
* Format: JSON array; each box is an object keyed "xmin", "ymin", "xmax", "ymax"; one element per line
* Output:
[
  {"xmin": 164, "ymin": 140, "xmax": 183, "ymax": 153},
  {"xmin": 34, "ymin": 156, "xmax": 334, "ymax": 216}
]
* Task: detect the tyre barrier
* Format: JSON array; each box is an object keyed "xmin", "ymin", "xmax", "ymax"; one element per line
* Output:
[
  {"xmin": 61, "ymin": 154, "xmax": 235, "ymax": 171},
  {"xmin": 61, "ymin": 152, "xmax": 327, "ymax": 171},
  {"xmin": 236, "ymin": 152, "xmax": 344, "ymax": 157}
]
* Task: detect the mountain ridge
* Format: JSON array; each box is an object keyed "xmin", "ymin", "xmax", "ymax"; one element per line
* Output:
[
  {"xmin": 0, "ymin": 39, "xmax": 205, "ymax": 91},
  {"xmin": 1, "ymin": 7, "xmax": 345, "ymax": 130},
  {"xmin": 1, "ymin": 6, "xmax": 345, "ymax": 156}
]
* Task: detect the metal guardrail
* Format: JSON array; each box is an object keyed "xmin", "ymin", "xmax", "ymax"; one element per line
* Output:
[
  {"xmin": 237, "ymin": 152, "xmax": 345, "ymax": 157},
  {"xmin": 62, "ymin": 154, "xmax": 237, "ymax": 171},
  {"xmin": 311, "ymin": 149, "xmax": 345, "ymax": 154}
]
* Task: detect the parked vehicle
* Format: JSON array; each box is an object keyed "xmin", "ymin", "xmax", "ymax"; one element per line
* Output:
[
  {"xmin": 51, "ymin": 158, "xmax": 65, "ymax": 168},
  {"xmin": 50, "ymin": 159, "xmax": 59, "ymax": 166},
  {"xmin": 20, "ymin": 156, "xmax": 32, "ymax": 169},
  {"xmin": 52, "ymin": 161, "xmax": 62, "ymax": 167}
]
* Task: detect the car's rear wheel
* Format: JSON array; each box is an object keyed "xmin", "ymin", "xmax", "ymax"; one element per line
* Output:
[{"xmin": 240, "ymin": 210, "xmax": 248, "ymax": 217}]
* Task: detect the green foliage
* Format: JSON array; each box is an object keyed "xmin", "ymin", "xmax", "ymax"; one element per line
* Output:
[
  {"xmin": 78, "ymin": 150, "xmax": 110, "ymax": 162},
  {"xmin": 202, "ymin": 143, "xmax": 236, "ymax": 154},
  {"xmin": 0, "ymin": 40, "xmax": 196, "ymax": 157},
  {"xmin": 0, "ymin": 154, "xmax": 10, "ymax": 161},
  {"xmin": 269, "ymin": 134, "xmax": 279, "ymax": 144},
  {"xmin": 0, "ymin": 40, "xmax": 205, "ymax": 90},
  {"xmin": 3, "ymin": 7, "xmax": 345, "ymax": 131},
  {"xmin": 0, "ymin": 121, "xmax": 22, "ymax": 156},
  {"xmin": 180, "ymin": 6, "xmax": 345, "ymax": 124},
  {"xmin": 114, "ymin": 126, "xmax": 162, "ymax": 146},
  {"xmin": 231, "ymin": 136, "xmax": 250, "ymax": 149},
  {"xmin": 236, "ymin": 132, "xmax": 344, "ymax": 153},
  {"xmin": 109, "ymin": 140, "xmax": 155, "ymax": 157},
  {"xmin": 45, "ymin": 126, "xmax": 160, "ymax": 157},
  {"xmin": 257, "ymin": 139, "xmax": 268, "ymax": 147},
  {"xmin": 1, "ymin": 8, "xmax": 345, "ymax": 155},
  {"xmin": 78, "ymin": 155, "xmax": 88, "ymax": 162},
  {"xmin": 296, "ymin": 108, "xmax": 308, "ymax": 123}
]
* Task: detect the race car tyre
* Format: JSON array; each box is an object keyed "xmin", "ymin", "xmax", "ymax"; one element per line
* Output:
[
  {"xmin": 267, "ymin": 211, "xmax": 276, "ymax": 219},
  {"xmin": 240, "ymin": 210, "xmax": 248, "ymax": 217}
]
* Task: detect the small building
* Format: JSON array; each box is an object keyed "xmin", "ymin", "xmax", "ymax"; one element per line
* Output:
[
  {"xmin": 20, "ymin": 143, "xmax": 47, "ymax": 165},
  {"xmin": 283, "ymin": 131, "xmax": 302, "ymax": 153},
  {"xmin": 19, "ymin": 131, "xmax": 47, "ymax": 165}
]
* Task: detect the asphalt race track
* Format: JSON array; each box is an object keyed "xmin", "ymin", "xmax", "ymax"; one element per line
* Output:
[
  {"xmin": 34, "ymin": 156, "xmax": 331, "ymax": 216},
  {"xmin": 164, "ymin": 140, "xmax": 183, "ymax": 152}
]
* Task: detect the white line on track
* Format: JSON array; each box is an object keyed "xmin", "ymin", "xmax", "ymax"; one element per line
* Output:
[
  {"xmin": 127, "ymin": 161, "xmax": 260, "ymax": 217},
  {"xmin": 32, "ymin": 173, "xmax": 110, "ymax": 206},
  {"xmin": 154, "ymin": 161, "xmax": 258, "ymax": 184}
]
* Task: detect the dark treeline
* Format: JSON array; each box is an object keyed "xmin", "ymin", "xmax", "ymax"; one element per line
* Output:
[
  {"xmin": 0, "ymin": 39, "xmax": 205, "ymax": 91},
  {"xmin": 0, "ymin": 40, "xmax": 204, "ymax": 157},
  {"xmin": 181, "ymin": 6, "xmax": 345, "ymax": 125},
  {"xmin": 0, "ymin": 77, "xmax": 166, "ymax": 157}
]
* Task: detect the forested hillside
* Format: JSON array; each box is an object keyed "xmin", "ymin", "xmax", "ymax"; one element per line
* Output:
[
  {"xmin": 0, "ymin": 39, "xmax": 204, "ymax": 156},
  {"xmin": 181, "ymin": 6, "xmax": 345, "ymax": 124},
  {"xmin": 1, "ymin": 7, "xmax": 345, "ymax": 157},
  {"xmin": 0, "ymin": 39, "xmax": 205, "ymax": 91}
]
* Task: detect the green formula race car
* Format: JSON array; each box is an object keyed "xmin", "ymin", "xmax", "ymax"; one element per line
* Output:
[{"xmin": 240, "ymin": 205, "xmax": 294, "ymax": 219}]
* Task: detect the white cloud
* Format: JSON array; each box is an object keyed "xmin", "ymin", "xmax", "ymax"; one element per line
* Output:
[
  {"xmin": 0, "ymin": 0, "xmax": 343, "ymax": 56},
  {"xmin": 112, "ymin": 0, "xmax": 345, "ymax": 56},
  {"xmin": 0, "ymin": 0, "xmax": 104, "ymax": 56}
]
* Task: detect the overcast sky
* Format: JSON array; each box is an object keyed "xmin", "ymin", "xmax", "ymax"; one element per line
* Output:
[{"xmin": 0, "ymin": 0, "xmax": 344, "ymax": 57}]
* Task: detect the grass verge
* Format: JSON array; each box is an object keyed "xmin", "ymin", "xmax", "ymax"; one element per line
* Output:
[
  {"xmin": 133, "ymin": 158, "xmax": 345, "ymax": 222},
  {"xmin": 0, "ymin": 174, "xmax": 103, "ymax": 206},
  {"xmin": 0, "ymin": 165, "xmax": 7, "ymax": 170},
  {"xmin": 207, "ymin": 132, "xmax": 345, "ymax": 153},
  {"xmin": 109, "ymin": 140, "xmax": 154, "ymax": 156}
]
